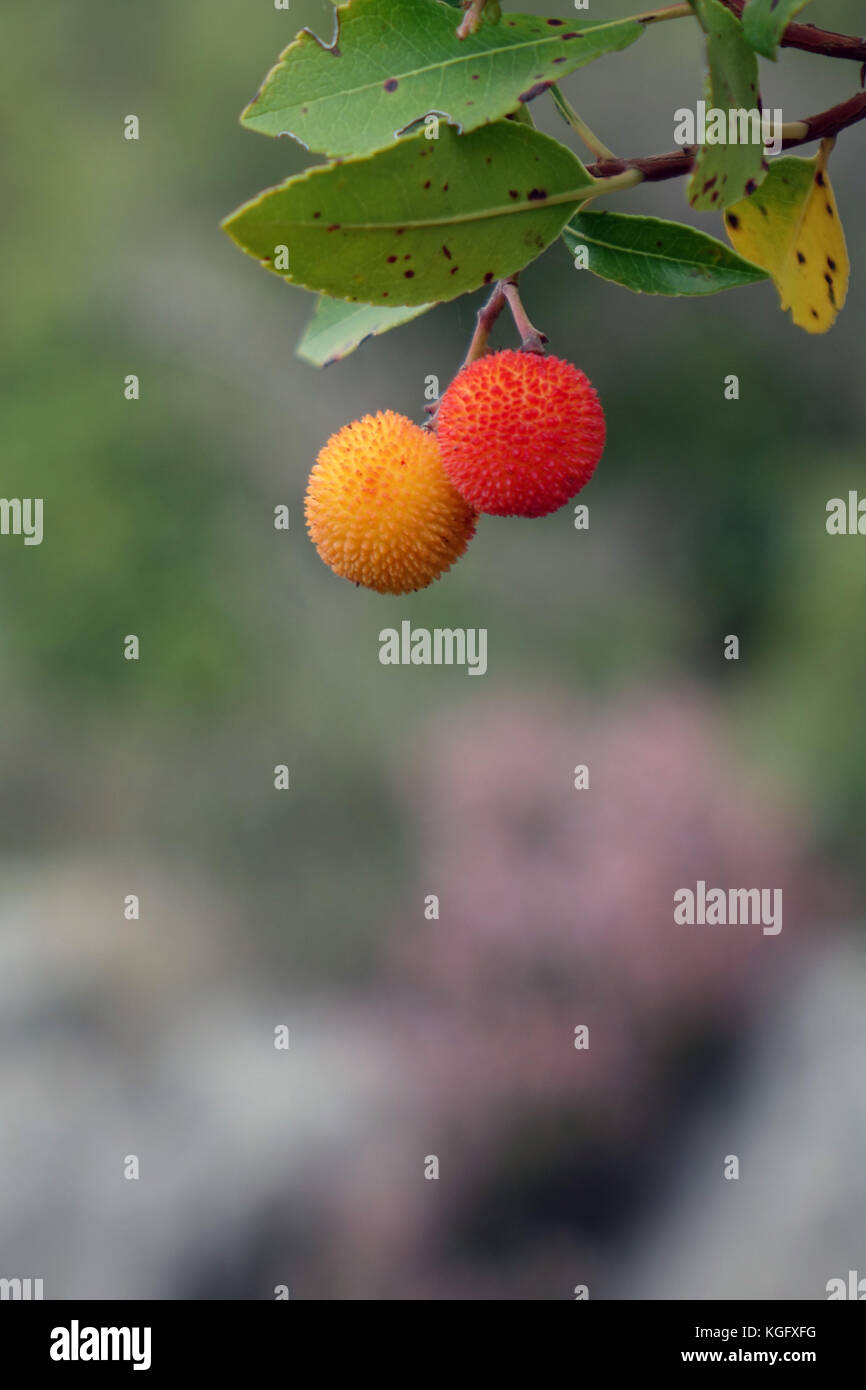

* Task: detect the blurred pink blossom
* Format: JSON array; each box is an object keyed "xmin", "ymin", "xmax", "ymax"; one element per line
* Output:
[{"xmin": 386, "ymin": 689, "xmax": 831, "ymax": 1132}]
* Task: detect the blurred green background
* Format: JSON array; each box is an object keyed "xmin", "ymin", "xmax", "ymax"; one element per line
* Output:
[{"xmin": 1, "ymin": 0, "xmax": 864, "ymax": 1299}]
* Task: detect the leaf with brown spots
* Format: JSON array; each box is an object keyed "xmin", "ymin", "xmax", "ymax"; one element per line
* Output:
[
  {"xmin": 239, "ymin": 0, "xmax": 644, "ymax": 158},
  {"xmin": 223, "ymin": 121, "xmax": 592, "ymax": 308},
  {"xmin": 687, "ymin": 0, "xmax": 766, "ymax": 211},
  {"xmin": 723, "ymin": 147, "xmax": 849, "ymax": 333}
]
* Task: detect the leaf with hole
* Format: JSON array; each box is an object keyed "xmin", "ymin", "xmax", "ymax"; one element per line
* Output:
[
  {"xmin": 223, "ymin": 121, "xmax": 593, "ymax": 307},
  {"xmin": 241, "ymin": 0, "xmax": 644, "ymax": 158}
]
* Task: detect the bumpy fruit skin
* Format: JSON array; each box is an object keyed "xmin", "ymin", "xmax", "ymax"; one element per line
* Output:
[
  {"xmin": 435, "ymin": 349, "xmax": 606, "ymax": 518},
  {"xmin": 305, "ymin": 410, "xmax": 476, "ymax": 594}
]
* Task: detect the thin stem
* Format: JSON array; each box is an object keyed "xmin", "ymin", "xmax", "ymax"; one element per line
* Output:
[
  {"xmin": 462, "ymin": 280, "xmax": 507, "ymax": 365},
  {"xmin": 501, "ymin": 278, "xmax": 548, "ymax": 354},
  {"xmin": 587, "ymin": 90, "xmax": 866, "ymax": 186},
  {"xmin": 425, "ymin": 273, "xmax": 548, "ymax": 426},
  {"xmin": 550, "ymin": 85, "xmax": 617, "ymax": 161},
  {"xmin": 584, "ymin": 168, "xmax": 645, "ymax": 201},
  {"xmin": 424, "ymin": 277, "xmax": 507, "ymax": 427}
]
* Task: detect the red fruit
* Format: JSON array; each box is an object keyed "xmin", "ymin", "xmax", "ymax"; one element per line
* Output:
[{"xmin": 435, "ymin": 349, "xmax": 606, "ymax": 518}]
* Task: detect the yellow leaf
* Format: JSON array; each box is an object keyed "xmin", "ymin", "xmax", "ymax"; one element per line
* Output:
[{"xmin": 723, "ymin": 143, "xmax": 848, "ymax": 333}]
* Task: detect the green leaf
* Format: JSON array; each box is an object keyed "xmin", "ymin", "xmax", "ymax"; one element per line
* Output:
[
  {"xmin": 562, "ymin": 210, "xmax": 769, "ymax": 295},
  {"xmin": 742, "ymin": 0, "xmax": 811, "ymax": 60},
  {"xmin": 241, "ymin": 0, "xmax": 644, "ymax": 158},
  {"xmin": 687, "ymin": 0, "xmax": 765, "ymax": 211},
  {"xmin": 297, "ymin": 296, "xmax": 434, "ymax": 366},
  {"xmin": 223, "ymin": 121, "xmax": 593, "ymax": 308}
]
